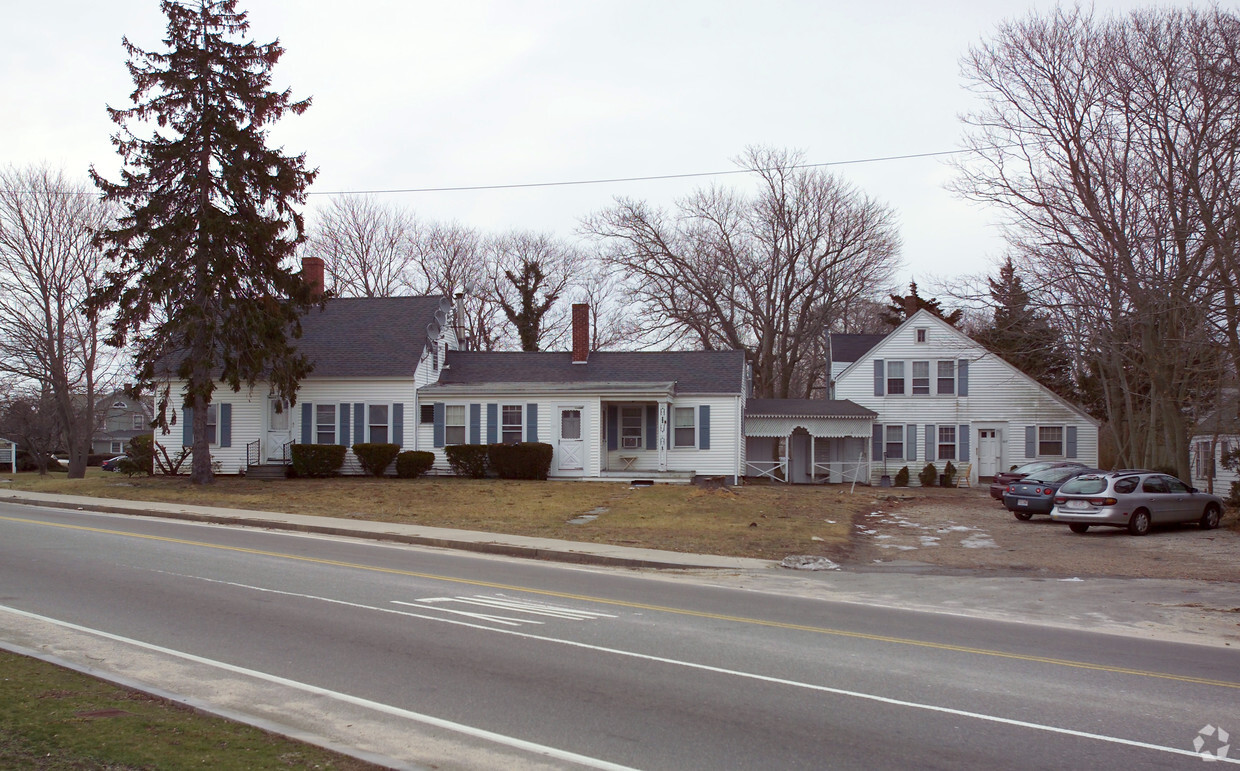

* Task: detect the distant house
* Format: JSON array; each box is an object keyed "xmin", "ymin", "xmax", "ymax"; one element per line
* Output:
[
  {"xmin": 830, "ymin": 309, "xmax": 1100, "ymax": 486},
  {"xmin": 92, "ymin": 391, "xmax": 154, "ymax": 456},
  {"xmin": 1190, "ymin": 391, "xmax": 1239, "ymax": 497}
]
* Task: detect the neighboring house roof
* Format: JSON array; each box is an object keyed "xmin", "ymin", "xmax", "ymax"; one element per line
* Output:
[
  {"xmin": 296, "ymin": 296, "xmax": 450, "ymax": 377},
  {"xmin": 423, "ymin": 350, "xmax": 747, "ymax": 395},
  {"xmin": 829, "ymin": 334, "xmax": 887, "ymax": 363},
  {"xmin": 1194, "ymin": 390, "xmax": 1240, "ymax": 435},
  {"xmin": 745, "ymin": 399, "xmax": 876, "ymax": 419}
]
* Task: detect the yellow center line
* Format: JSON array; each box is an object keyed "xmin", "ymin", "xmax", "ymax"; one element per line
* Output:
[{"xmin": 4, "ymin": 513, "xmax": 1237, "ymax": 690}]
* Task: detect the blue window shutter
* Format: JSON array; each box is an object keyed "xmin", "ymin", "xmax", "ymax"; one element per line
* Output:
[
  {"xmin": 699, "ymin": 405, "xmax": 711, "ymax": 450},
  {"xmin": 354, "ymin": 403, "xmax": 365, "ymax": 443},
  {"xmin": 1025, "ymin": 426, "xmax": 1037, "ymax": 458},
  {"xmin": 906, "ymin": 424, "xmax": 917, "ymax": 462},
  {"xmin": 874, "ymin": 360, "xmax": 885, "ymax": 396},
  {"xmin": 958, "ymin": 359, "xmax": 969, "ymax": 396},
  {"xmin": 433, "ymin": 402, "xmax": 445, "ymax": 448},
  {"xmin": 183, "ymin": 407, "xmax": 193, "ymax": 446},
  {"xmin": 219, "ymin": 404, "xmax": 231, "ymax": 448},
  {"xmin": 469, "ymin": 403, "xmax": 481, "ymax": 444},
  {"xmin": 340, "ymin": 404, "xmax": 350, "ymax": 446},
  {"xmin": 1066, "ymin": 426, "xmax": 1077, "ymax": 458},
  {"xmin": 645, "ymin": 405, "xmax": 656, "ymax": 450},
  {"xmin": 872, "ymin": 424, "xmax": 882, "ymax": 460},
  {"xmin": 925, "ymin": 424, "xmax": 935, "ymax": 462},
  {"xmin": 392, "ymin": 403, "xmax": 404, "ymax": 446},
  {"xmin": 301, "ymin": 403, "xmax": 312, "ymax": 444},
  {"xmin": 526, "ymin": 403, "xmax": 539, "ymax": 442},
  {"xmin": 959, "ymin": 424, "xmax": 970, "ymax": 462},
  {"xmin": 486, "ymin": 403, "xmax": 498, "ymax": 444},
  {"xmin": 607, "ymin": 405, "xmax": 618, "ymax": 451}
]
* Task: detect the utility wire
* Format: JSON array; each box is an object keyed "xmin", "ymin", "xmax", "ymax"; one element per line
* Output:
[{"xmin": 306, "ymin": 148, "xmax": 975, "ymax": 196}]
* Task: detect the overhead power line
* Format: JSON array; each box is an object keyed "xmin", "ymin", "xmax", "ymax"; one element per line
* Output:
[{"xmin": 307, "ymin": 148, "xmax": 975, "ymax": 196}]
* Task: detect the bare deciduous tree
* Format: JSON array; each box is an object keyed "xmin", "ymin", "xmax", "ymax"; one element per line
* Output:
[
  {"xmin": 484, "ymin": 231, "xmax": 583, "ymax": 352},
  {"xmin": 585, "ymin": 146, "xmax": 901, "ymax": 398},
  {"xmin": 955, "ymin": 6, "xmax": 1240, "ymax": 478},
  {"xmin": 0, "ymin": 165, "xmax": 116, "ymax": 477},
  {"xmin": 305, "ymin": 195, "xmax": 419, "ymax": 297}
]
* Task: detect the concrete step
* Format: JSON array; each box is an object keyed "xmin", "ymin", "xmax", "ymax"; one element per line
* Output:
[{"xmin": 245, "ymin": 464, "xmax": 289, "ymax": 480}]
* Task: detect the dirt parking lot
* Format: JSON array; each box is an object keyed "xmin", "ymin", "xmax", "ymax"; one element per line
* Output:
[{"xmin": 847, "ymin": 487, "xmax": 1240, "ymax": 582}]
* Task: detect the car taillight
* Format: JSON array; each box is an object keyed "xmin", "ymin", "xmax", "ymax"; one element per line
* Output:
[
  {"xmin": 1007, "ymin": 485, "xmax": 1014, "ymax": 493},
  {"xmin": 1053, "ymin": 496, "xmax": 1066, "ymax": 504},
  {"xmin": 1039, "ymin": 488, "xmax": 1050, "ymax": 495},
  {"xmin": 1088, "ymin": 498, "xmax": 1117, "ymax": 506}
]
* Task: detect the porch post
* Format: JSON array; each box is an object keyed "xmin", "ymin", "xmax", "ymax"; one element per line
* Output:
[
  {"xmin": 810, "ymin": 433, "xmax": 816, "ymax": 483},
  {"xmin": 657, "ymin": 402, "xmax": 668, "ymax": 471}
]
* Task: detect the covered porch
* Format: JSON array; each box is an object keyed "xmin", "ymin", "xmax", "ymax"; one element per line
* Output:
[{"xmin": 743, "ymin": 399, "xmax": 876, "ymax": 485}]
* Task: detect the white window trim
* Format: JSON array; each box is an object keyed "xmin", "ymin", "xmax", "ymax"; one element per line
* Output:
[
  {"xmin": 936, "ymin": 360, "xmax": 955, "ymax": 396},
  {"xmin": 444, "ymin": 404, "xmax": 467, "ymax": 446},
  {"xmin": 884, "ymin": 424, "xmax": 904, "ymax": 461},
  {"xmin": 915, "ymin": 328, "xmax": 927, "ymax": 343},
  {"xmin": 673, "ymin": 406, "xmax": 696, "ymax": 449},
  {"xmin": 937, "ymin": 425, "xmax": 957, "ymax": 461},
  {"xmin": 501, "ymin": 404, "xmax": 524, "ymax": 445},
  {"xmin": 205, "ymin": 404, "xmax": 219, "ymax": 446},
  {"xmin": 911, "ymin": 360, "xmax": 930, "ymax": 396},
  {"xmin": 619, "ymin": 405, "xmax": 644, "ymax": 451},
  {"xmin": 315, "ymin": 403, "xmax": 337, "ymax": 445},
  {"xmin": 886, "ymin": 361, "xmax": 906, "ymax": 396},
  {"xmin": 1037, "ymin": 425, "xmax": 1065, "ymax": 458},
  {"xmin": 132, "ymin": 413, "xmax": 146, "ymax": 430},
  {"xmin": 367, "ymin": 403, "xmax": 390, "ymax": 444}
]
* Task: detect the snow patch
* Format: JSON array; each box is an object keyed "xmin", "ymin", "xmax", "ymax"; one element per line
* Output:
[
  {"xmin": 961, "ymin": 533, "xmax": 999, "ymax": 549},
  {"xmin": 780, "ymin": 555, "xmax": 840, "ymax": 571}
]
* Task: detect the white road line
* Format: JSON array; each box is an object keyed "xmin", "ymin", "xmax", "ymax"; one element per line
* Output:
[
  {"xmin": 389, "ymin": 599, "xmax": 535, "ymax": 626},
  {"xmin": 0, "ymin": 604, "xmax": 638, "ymax": 771},
  {"xmin": 128, "ymin": 574, "xmax": 1237, "ymax": 765},
  {"xmin": 415, "ymin": 595, "xmax": 616, "ymax": 620}
]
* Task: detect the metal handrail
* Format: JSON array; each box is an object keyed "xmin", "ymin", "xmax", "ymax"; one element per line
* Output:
[
  {"xmin": 281, "ymin": 439, "xmax": 296, "ymax": 466},
  {"xmin": 245, "ymin": 440, "xmax": 260, "ymax": 472}
]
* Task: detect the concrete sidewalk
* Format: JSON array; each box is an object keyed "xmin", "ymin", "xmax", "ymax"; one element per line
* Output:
[{"xmin": 0, "ymin": 488, "xmax": 776, "ymax": 572}]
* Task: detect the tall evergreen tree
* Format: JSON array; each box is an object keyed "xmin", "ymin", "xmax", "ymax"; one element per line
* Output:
[
  {"xmin": 881, "ymin": 281, "xmax": 963, "ymax": 328},
  {"xmin": 973, "ymin": 257, "xmax": 1076, "ymax": 399},
  {"xmin": 89, "ymin": 0, "xmax": 318, "ymax": 484}
]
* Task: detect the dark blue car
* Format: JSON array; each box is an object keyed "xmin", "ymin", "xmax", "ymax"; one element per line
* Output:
[
  {"xmin": 1004, "ymin": 466, "xmax": 1101, "ymax": 520},
  {"xmin": 101, "ymin": 455, "xmax": 128, "ymax": 472}
]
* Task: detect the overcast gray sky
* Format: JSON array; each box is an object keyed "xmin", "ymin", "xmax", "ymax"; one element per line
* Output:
[{"xmin": 3, "ymin": 0, "xmax": 1195, "ymax": 291}]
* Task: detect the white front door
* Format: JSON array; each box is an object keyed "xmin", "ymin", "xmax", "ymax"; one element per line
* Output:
[
  {"xmin": 557, "ymin": 407, "xmax": 584, "ymax": 474},
  {"xmin": 267, "ymin": 398, "xmax": 292, "ymax": 460},
  {"xmin": 977, "ymin": 429, "xmax": 1000, "ymax": 477}
]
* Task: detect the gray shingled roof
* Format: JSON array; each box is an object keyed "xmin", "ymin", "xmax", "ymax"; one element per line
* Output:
[
  {"xmin": 427, "ymin": 350, "xmax": 746, "ymax": 394},
  {"xmin": 295, "ymin": 296, "xmax": 448, "ymax": 377},
  {"xmin": 745, "ymin": 398, "xmax": 876, "ymax": 419},
  {"xmin": 830, "ymin": 333, "xmax": 887, "ymax": 362}
]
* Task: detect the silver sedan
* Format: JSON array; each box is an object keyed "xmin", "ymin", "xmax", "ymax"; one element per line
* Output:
[{"xmin": 1050, "ymin": 471, "xmax": 1226, "ymax": 535}]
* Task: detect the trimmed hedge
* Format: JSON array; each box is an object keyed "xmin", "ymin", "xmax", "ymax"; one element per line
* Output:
[
  {"xmin": 396, "ymin": 451, "xmax": 435, "ymax": 478},
  {"xmin": 291, "ymin": 444, "xmax": 347, "ymax": 478},
  {"xmin": 918, "ymin": 463, "xmax": 937, "ymax": 487},
  {"xmin": 894, "ymin": 465, "xmax": 910, "ymax": 487},
  {"xmin": 488, "ymin": 442, "xmax": 553, "ymax": 480},
  {"xmin": 352, "ymin": 442, "xmax": 400, "ymax": 477},
  {"xmin": 444, "ymin": 445, "xmax": 490, "ymax": 478}
]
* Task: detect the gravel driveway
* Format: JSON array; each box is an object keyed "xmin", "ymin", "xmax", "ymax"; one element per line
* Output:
[{"xmin": 848, "ymin": 487, "xmax": 1240, "ymax": 582}]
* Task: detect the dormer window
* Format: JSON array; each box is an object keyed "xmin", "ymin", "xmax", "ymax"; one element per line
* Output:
[
  {"xmin": 915, "ymin": 328, "xmax": 927, "ymax": 343},
  {"xmin": 113, "ymin": 401, "xmax": 127, "ymax": 408}
]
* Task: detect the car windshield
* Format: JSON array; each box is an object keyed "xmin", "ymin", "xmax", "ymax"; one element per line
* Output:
[
  {"xmin": 1060, "ymin": 475, "xmax": 1107, "ymax": 495},
  {"xmin": 1011, "ymin": 461, "xmax": 1055, "ymax": 476},
  {"xmin": 1027, "ymin": 467, "xmax": 1084, "ymax": 484}
]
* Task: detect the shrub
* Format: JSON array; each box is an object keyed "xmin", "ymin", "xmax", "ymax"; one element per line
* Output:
[
  {"xmin": 944, "ymin": 460, "xmax": 957, "ymax": 487},
  {"xmin": 1228, "ymin": 481, "xmax": 1240, "ymax": 508},
  {"xmin": 894, "ymin": 466, "xmax": 910, "ymax": 487},
  {"xmin": 918, "ymin": 463, "xmax": 937, "ymax": 487},
  {"xmin": 396, "ymin": 450, "xmax": 435, "ymax": 478},
  {"xmin": 488, "ymin": 442, "xmax": 554, "ymax": 480},
  {"xmin": 291, "ymin": 444, "xmax": 347, "ymax": 478},
  {"xmin": 352, "ymin": 442, "xmax": 401, "ymax": 477},
  {"xmin": 121, "ymin": 434, "xmax": 155, "ymax": 476},
  {"xmin": 444, "ymin": 445, "xmax": 490, "ymax": 478}
]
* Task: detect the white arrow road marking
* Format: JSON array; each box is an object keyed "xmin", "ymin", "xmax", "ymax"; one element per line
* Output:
[
  {"xmin": 390, "ymin": 599, "xmax": 533, "ymax": 627},
  {"xmin": 408, "ymin": 595, "xmax": 618, "ymax": 622}
]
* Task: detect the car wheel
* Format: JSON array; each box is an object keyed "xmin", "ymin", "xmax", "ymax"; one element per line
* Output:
[
  {"xmin": 1200, "ymin": 504, "xmax": 1221, "ymax": 530},
  {"xmin": 1012, "ymin": 510, "xmax": 1033, "ymax": 521},
  {"xmin": 1068, "ymin": 523, "xmax": 1089, "ymax": 534},
  {"xmin": 1128, "ymin": 509, "xmax": 1151, "ymax": 536}
]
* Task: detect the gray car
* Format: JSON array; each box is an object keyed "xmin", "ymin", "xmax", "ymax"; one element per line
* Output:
[{"xmin": 1050, "ymin": 471, "xmax": 1226, "ymax": 535}]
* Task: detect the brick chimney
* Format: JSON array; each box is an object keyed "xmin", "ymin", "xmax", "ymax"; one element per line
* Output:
[
  {"xmin": 571, "ymin": 303, "xmax": 589, "ymax": 364},
  {"xmin": 302, "ymin": 256, "xmax": 325, "ymax": 299},
  {"xmin": 903, "ymin": 293, "xmax": 919, "ymax": 318}
]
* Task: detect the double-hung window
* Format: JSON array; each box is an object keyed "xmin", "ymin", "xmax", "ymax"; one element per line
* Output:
[
  {"xmin": 886, "ymin": 361, "xmax": 905, "ymax": 395},
  {"xmin": 937, "ymin": 361, "xmax": 955, "ymax": 395},
  {"xmin": 937, "ymin": 426, "xmax": 957, "ymax": 460},
  {"xmin": 911, "ymin": 361, "xmax": 930, "ymax": 395},
  {"xmin": 369, "ymin": 405, "xmax": 389, "ymax": 444},
  {"xmin": 620, "ymin": 407, "xmax": 643, "ymax": 450},
  {"xmin": 315, "ymin": 404, "xmax": 336, "ymax": 444},
  {"xmin": 673, "ymin": 407, "xmax": 696, "ymax": 448},
  {"xmin": 1038, "ymin": 426, "xmax": 1063, "ymax": 456},
  {"xmin": 884, "ymin": 424, "xmax": 904, "ymax": 460},
  {"xmin": 420, "ymin": 404, "xmax": 435, "ymax": 424},
  {"xmin": 132, "ymin": 413, "xmax": 146, "ymax": 430},
  {"xmin": 444, "ymin": 405, "xmax": 466, "ymax": 445},
  {"xmin": 501, "ymin": 405, "xmax": 523, "ymax": 444},
  {"xmin": 204, "ymin": 404, "xmax": 219, "ymax": 445}
]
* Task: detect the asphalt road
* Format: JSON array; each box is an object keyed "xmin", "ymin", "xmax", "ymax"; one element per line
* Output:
[{"xmin": 2, "ymin": 501, "xmax": 1237, "ymax": 769}]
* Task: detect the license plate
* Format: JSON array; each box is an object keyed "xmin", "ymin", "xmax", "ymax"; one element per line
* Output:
[
  {"xmin": 1017, "ymin": 499, "xmax": 1028, "ymax": 507},
  {"xmin": 1065, "ymin": 500, "xmax": 1090, "ymax": 510}
]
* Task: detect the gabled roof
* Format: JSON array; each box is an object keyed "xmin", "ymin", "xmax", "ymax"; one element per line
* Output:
[
  {"xmin": 745, "ymin": 399, "xmax": 876, "ymax": 419},
  {"xmin": 424, "ymin": 349, "xmax": 747, "ymax": 395},
  {"xmin": 1194, "ymin": 390, "xmax": 1240, "ymax": 435},
  {"xmin": 295, "ymin": 296, "xmax": 449, "ymax": 377},
  {"xmin": 829, "ymin": 334, "xmax": 886, "ymax": 363}
]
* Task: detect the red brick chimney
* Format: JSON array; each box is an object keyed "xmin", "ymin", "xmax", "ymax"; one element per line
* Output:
[
  {"xmin": 302, "ymin": 256, "xmax": 325, "ymax": 299},
  {"xmin": 571, "ymin": 303, "xmax": 589, "ymax": 364}
]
